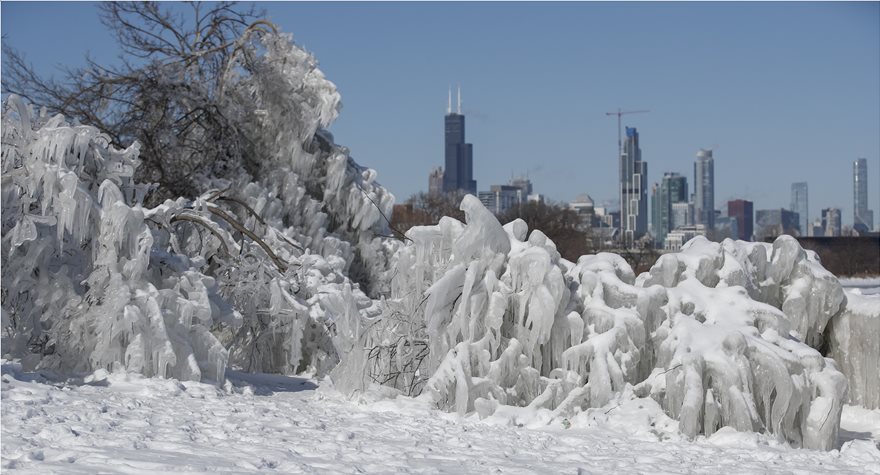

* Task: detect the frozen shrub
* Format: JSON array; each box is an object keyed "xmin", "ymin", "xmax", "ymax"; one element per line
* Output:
[{"xmin": 357, "ymin": 199, "xmax": 852, "ymax": 450}]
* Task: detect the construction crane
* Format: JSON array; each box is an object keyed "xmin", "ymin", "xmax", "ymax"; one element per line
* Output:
[{"xmin": 605, "ymin": 108, "xmax": 650, "ymax": 159}]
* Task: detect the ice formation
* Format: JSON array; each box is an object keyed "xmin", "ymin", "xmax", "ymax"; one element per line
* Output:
[
  {"xmin": 826, "ymin": 291, "xmax": 880, "ymax": 409},
  {"xmin": 2, "ymin": 27, "xmax": 874, "ymax": 452},
  {"xmin": 1, "ymin": 31, "xmax": 395, "ymax": 383},
  {"xmin": 346, "ymin": 198, "xmax": 855, "ymax": 450}
]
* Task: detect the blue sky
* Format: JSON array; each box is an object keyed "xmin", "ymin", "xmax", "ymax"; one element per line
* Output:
[{"xmin": 3, "ymin": 2, "xmax": 879, "ymax": 226}]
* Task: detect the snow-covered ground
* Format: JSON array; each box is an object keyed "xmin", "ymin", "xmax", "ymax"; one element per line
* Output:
[
  {"xmin": 2, "ymin": 361, "xmax": 878, "ymax": 474},
  {"xmin": 840, "ymin": 277, "xmax": 880, "ymax": 296}
]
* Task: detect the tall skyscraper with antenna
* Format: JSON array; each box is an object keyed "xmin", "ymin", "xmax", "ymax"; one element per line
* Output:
[{"xmin": 442, "ymin": 86, "xmax": 476, "ymax": 194}]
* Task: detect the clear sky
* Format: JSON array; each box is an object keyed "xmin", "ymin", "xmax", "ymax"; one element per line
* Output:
[{"xmin": 3, "ymin": 2, "xmax": 879, "ymax": 227}]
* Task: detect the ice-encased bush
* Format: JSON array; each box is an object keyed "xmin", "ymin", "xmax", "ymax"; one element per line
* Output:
[
  {"xmin": 345, "ymin": 196, "xmax": 852, "ymax": 450},
  {"xmin": 637, "ymin": 237, "xmax": 847, "ymax": 450},
  {"xmin": 1, "ymin": 96, "xmax": 230, "ymax": 381}
]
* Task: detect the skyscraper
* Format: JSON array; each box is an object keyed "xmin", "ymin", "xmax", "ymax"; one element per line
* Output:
[
  {"xmin": 821, "ymin": 207, "xmax": 842, "ymax": 237},
  {"xmin": 790, "ymin": 182, "xmax": 808, "ymax": 235},
  {"xmin": 428, "ymin": 167, "xmax": 444, "ymax": 195},
  {"xmin": 853, "ymin": 158, "xmax": 874, "ymax": 232},
  {"xmin": 620, "ymin": 127, "xmax": 648, "ymax": 245},
  {"xmin": 727, "ymin": 199, "xmax": 754, "ymax": 241},
  {"xmin": 443, "ymin": 86, "xmax": 476, "ymax": 195},
  {"xmin": 671, "ymin": 202, "xmax": 693, "ymax": 230},
  {"xmin": 653, "ymin": 172, "xmax": 688, "ymax": 246},
  {"xmin": 694, "ymin": 149, "xmax": 715, "ymax": 230}
]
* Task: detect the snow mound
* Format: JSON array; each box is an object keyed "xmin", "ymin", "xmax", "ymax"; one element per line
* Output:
[{"xmin": 351, "ymin": 198, "xmax": 852, "ymax": 450}]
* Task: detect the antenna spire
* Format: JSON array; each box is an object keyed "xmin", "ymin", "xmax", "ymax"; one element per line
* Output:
[
  {"xmin": 447, "ymin": 86, "xmax": 452, "ymax": 114},
  {"xmin": 457, "ymin": 84, "xmax": 461, "ymax": 114}
]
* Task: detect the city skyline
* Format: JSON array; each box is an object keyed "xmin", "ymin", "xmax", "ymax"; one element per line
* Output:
[{"xmin": 3, "ymin": 2, "xmax": 879, "ymax": 226}]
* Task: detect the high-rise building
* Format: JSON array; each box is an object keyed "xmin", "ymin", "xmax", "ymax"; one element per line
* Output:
[
  {"xmin": 671, "ymin": 202, "xmax": 693, "ymax": 230},
  {"xmin": 478, "ymin": 177, "xmax": 534, "ymax": 215},
  {"xmin": 821, "ymin": 207, "xmax": 842, "ymax": 237},
  {"xmin": 428, "ymin": 167, "xmax": 444, "ymax": 195},
  {"xmin": 853, "ymin": 158, "xmax": 874, "ymax": 232},
  {"xmin": 619, "ymin": 127, "xmax": 648, "ymax": 245},
  {"xmin": 570, "ymin": 194, "xmax": 595, "ymax": 231},
  {"xmin": 790, "ymin": 182, "xmax": 808, "ymax": 235},
  {"xmin": 694, "ymin": 149, "xmax": 715, "ymax": 230},
  {"xmin": 652, "ymin": 172, "xmax": 688, "ymax": 246},
  {"xmin": 715, "ymin": 216, "xmax": 739, "ymax": 241},
  {"xmin": 727, "ymin": 199, "xmax": 754, "ymax": 241},
  {"xmin": 443, "ymin": 87, "xmax": 476, "ymax": 195},
  {"xmin": 478, "ymin": 184, "xmax": 525, "ymax": 215},
  {"xmin": 509, "ymin": 177, "xmax": 533, "ymax": 197},
  {"xmin": 650, "ymin": 184, "xmax": 660, "ymax": 239},
  {"xmin": 755, "ymin": 208, "xmax": 799, "ymax": 240}
]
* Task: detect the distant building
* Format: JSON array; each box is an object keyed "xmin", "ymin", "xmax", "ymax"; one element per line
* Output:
[
  {"xmin": 809, "ymin": 219, "xmax": 824, "ymax": 237},
  {"xmin": 428, "ymin": 167, "xmax": 444, "ymax": 195},
  {"xmin": 478, "ymin": 184, "xmax": 524, "ymax": 215},
  {"xmin": 594, "ymin": 205, "xmax": 618, "ymax": 230},
  {"xmin": 821, "ymin": 207, "xmax": 842, "ymax": 237},
  {"xmin": 791, "ymin": 182, "xmax": 808, "ymax": 235},
  {"xmin": 620, "ymin": 127, "xmax": 648, "ymax": 245},
  {"xmin": 727, "ymin": 199, "xmax": 754, "ymax": 241},
  {"xmin": 443, "ymin": 87, "xmax": 476, "ymax": 194},
  {"xmin": 714, "ymin": 216, "xmax": 739, "ymax": 241},
  {"xmin": 651, "ymin": 172, "xmax": 688, "ymax": 247},
  {"xmin": 853, "ymin": 158, "xmax": 874, "ymax": 232},
  {"xmin": 694, "ymin": 149, "xmax": 715, "ymax": 230},
  {"xmin": 650, "ymin": 184, "xmax": 660, "ymax": 238},
  {"xmin": 665, "ymin": 225, "xmax": 708, "ymax": 251},
  {"xmin": 478, "ymin": 177, "xmax": 537, "ymax": 215},
  {"xmin": 510, "ymin": 177, "xmax": 534, "ymax": 197},
  {"xmin": 671, "ymin": 202, "xmax": 693, "ymax": 231},
  {"xmin": 570, "ymin": 194, "xmax": 596, "ymax": 231},
  {"xmin": 755, "ymin": 208, "xmax": 800, "ymax": 240}
]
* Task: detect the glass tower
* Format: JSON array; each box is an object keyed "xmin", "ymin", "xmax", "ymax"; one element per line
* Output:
[
  {"xmin": 853, "ymin": 158, "xmax": 874, "ymax": 232},
  {"xmin": 790, "ymin": 182, "xmax": 808, "ymax": 235},
  {"xmin": 653, "ymin": 172, "xmax": 688, "ymax": 246},
  {"xmin": 694, "ymin": 149, "xmax": 715, "ymax": 230},
  {"xmin": 620, "ymin": 127, "xmax": 648, "ymax": 245}
]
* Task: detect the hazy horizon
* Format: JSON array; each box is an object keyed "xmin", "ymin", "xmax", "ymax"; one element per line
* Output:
[{"xmin": 3, "ymin": 1, "xmax": 879, "ymax": 226}]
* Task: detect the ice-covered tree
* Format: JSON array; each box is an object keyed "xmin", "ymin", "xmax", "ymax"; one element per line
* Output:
[{"xmin": 2, "ymin": 12, "xmax": 397, "ymax": 381}]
